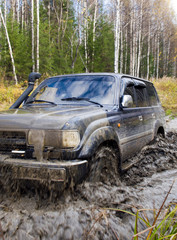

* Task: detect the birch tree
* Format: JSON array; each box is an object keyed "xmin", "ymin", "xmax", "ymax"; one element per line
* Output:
[
  {"xmin": 17, "ymin": 0, "xmax": 20, "ymax": 24},
  {"xmin": 146, "ymin": 17, "xmax": 151, "ymax": 79},
  {"xmin": 83, "ymin": 0, "xmax": 88, "ymax": 72},
  {"xmin": 114, "ymin": 0, "xmax": 120, "ymax": 73},
  {"xmin": 36, "ymin": 0, "xmax": 40, "ymax": 72},
  {"xmin": 136, "ymin": 0, "xmax": 143, "ymax": 77},
  {"xmin": 92, "ymin": 0, "xmax": 98, "ymax": 71},
  {"xmin": 0, "ymin": 7, "xmax": 18, "ymax": 84},
  {"xmin": 31, "ymin": 0, "xmax": 35, "ymax": 71}
]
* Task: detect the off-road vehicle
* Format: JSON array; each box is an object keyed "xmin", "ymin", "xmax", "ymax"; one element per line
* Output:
[{"xmin": 0, "ymin": 73, "xmax": 165, "ymax": 190}]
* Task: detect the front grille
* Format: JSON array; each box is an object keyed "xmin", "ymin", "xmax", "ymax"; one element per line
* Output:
[
  {"xmin": 0, "ymin": 131, "xmax": 27, "ymax": 153},
  {"xmin": 0, "ymin": 131, "xmax": 26, "ymax": 146},
  {"xmin": 0, "ymin": 131, "xmax": 34, "ymax": 159}
]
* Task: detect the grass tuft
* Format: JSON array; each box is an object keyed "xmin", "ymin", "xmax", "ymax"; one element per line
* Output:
[{"xmin": 103, "ymin": 179, "xmax": 177, "ymax": 240}]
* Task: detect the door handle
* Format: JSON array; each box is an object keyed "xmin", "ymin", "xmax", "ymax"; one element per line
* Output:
[
  {"xmin": 152, "ymin": 113, "xmax": 155, "ymax": 118},
  {"xmin": 139, "ymin": 115, "xmax": 143, "ymax": 121}
]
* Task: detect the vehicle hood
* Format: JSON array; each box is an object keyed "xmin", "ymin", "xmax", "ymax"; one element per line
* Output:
[{"xmin": 0, "ymin": 105, "xmax": 107, "ymax": 131}]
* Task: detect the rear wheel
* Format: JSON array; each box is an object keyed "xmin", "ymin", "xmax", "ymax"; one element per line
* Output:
[{"xmin": 88, "ymin": 146, "xmax": 119, "ymax": 183}]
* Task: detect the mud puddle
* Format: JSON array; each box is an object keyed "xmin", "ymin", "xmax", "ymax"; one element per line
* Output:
[{"xmin": 0, "ymin": 127, "xmax": 177, "ymax": 239}]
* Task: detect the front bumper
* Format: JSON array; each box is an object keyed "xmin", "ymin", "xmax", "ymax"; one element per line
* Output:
[{"xmin": 0, "ymin": 155, "xmax": 88, "ymax": 184}]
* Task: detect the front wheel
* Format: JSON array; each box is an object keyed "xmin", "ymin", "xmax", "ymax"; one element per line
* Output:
[{"xmin": 88, "ymin": 146, "xmax": 119, "ymax": 183}]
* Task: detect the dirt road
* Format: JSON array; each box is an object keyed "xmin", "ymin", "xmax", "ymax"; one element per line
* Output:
[{"xmin": 0, "ymin": 119, "xmax": 177, "ymax": 240}]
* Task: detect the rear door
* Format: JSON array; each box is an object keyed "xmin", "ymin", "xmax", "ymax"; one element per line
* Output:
[{"xmin": 133, "ymin": 80, "xmax": 154, "ymax": 145}]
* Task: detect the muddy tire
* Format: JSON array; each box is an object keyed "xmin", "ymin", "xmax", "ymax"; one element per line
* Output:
[{"xmin": 88, "ymin": 146, "xmax": 119, "ymax": 183}]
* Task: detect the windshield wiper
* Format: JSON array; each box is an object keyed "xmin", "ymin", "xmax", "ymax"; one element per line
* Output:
[
  {"xmin": 25, "ymin": 99, "xmax": 57, "ymax": 106},
  {"xmin": 61, "ymin": 97, "xmax": 103, "ymax": 107}
]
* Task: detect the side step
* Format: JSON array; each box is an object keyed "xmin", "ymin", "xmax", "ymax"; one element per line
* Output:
[{"xmin": 121, "ymin": 158, "xmax": 141, "ymax": 172}]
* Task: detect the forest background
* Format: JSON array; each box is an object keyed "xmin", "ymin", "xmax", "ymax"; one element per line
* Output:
[{"xmin": 0, "ymin": 0, "xmax": 177, "ymax": 114}]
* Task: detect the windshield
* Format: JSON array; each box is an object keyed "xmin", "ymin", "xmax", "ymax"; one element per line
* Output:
[{"xmin": 27, "ymin": 75, "xmax": 116, "ymax": 105}]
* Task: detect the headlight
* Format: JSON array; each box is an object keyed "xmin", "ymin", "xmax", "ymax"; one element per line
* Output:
[
  {"xmin": 61, "ymin": 131, "xmax": 80, "ymax": 148},
  {"xmin": 28, "ymin": 130, "xmax": 80, "ymax": 149}
]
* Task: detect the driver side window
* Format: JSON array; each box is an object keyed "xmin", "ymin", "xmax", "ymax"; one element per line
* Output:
[{"xmin": 124, "ymin": 86, "xmax": 136, "ymax": 108}]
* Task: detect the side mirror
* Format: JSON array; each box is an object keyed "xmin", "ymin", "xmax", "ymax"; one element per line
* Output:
[{"xmin": 121, "ymin": 95, "xmax": 133, "ymax": 108}]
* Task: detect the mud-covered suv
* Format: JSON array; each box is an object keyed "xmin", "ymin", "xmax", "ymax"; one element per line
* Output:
[{"xmin": 0, "ymin": 73, "xmax": 165, "ymax": 187}]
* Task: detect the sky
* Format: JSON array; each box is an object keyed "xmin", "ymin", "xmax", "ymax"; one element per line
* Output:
[{"xmin": 171, "ymin": 0, "xmax": 177, "ymax": 14}]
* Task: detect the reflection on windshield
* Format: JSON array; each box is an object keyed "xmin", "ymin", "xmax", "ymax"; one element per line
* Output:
[{"xmin": 31, "ymin": 75, "xmax": 115, "ymax": 105}]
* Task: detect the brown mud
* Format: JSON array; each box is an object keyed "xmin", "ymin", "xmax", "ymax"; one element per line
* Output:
[{"xmin": 0, "ymin": 121, "xmax": 177, "ymax": 240}]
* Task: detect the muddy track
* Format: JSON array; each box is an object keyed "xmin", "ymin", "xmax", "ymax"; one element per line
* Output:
[{"xmin": 0, "ymin": 121, "xmax": 177, "ymax": 240}]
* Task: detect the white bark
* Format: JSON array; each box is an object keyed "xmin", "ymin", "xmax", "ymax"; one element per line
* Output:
[
  {"xmin": 92, "ymin": 0, "xmax": 98, "ymax": 71},
  {"xmin": 147, "ymin": 18, "xmax": 150, "ymax": 80},
  {"xmin": 31, "ymin": 0, "xmax": 35, "ymax": 71},
  {"xmin": 0, "ymin": 7, "xmax": 18, "ymax": 84},
  {"xmin": 83, "ymin": 0, "xmax": 88, "ymax": 72},
  {"xmin": 167, "ymin": 35, "xmax": 170, "ymax": 75},
  {"xmin": 17, "ymin": 0, "xmax": 20, "ymax": 23},
  {"xmin": 78, "ymin": 0, "xmax": 82, "ymax": 45},
  {"xmin": 156, "ymin": 31, "xmax": 160, "ymax": 79},
  {"xmin": 114, "ymin": 0, "xmax": 120, "ymax": 73},
  {"xmin": 130, "ymin": 6, "xmax": 133, "ymax": 75},
  {"xmin": 36, "ymin": 0, "xmax": 40, "ymax": 72},
  {"xmin": 22, "ymin": 0, "xmax": 24, "ymax": 30},
  {"xmin": 120, "ymin": 6, "xmax": 123, "ymax": 74},
  {"xmin": 153, "ymin": 33, "xmax": 156, "ymax": 77},
  {"xmin": 124, "ymin": 28, "xmax": 128, "ymax": 74},
  {"xmin": 12, "ymin": 0, "xmax": 15, "ymax": 21},
  {"xmin": 162, "ymin": 32, "xmax": 166, "ymax": 75},
  {"xmin": 137, "ymin": 0, "xmax": 143, "ymax": 77},
  {"xmin": 132, "ymin": 1, "xmax": 137, "ymax": 77}
]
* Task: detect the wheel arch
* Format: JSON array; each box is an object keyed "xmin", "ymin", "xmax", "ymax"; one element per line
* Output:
[
  {"xmin": 157, "ymin": 126, "xmax": 165, "ymax": 137},
  {"xmin": 78, "ymin": 126, "xmax": 121, "ymax": 160},
  {"xmin": 154, "ymin": 120, "xmax": 165, "ymax": 138}
]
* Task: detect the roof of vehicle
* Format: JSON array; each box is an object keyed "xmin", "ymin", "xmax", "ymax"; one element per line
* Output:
[{"xmin": 50, "ymin": 73, "xmax": 152, "ymax": 84}]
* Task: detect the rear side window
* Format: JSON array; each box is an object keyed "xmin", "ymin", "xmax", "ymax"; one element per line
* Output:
[
  {"xmin": 135, "ymin": 87, "xmax": 148, "ymax": 107},
  {"xmin": 146, "ymin": 82, "xmax": 159, "ymax": 106}
]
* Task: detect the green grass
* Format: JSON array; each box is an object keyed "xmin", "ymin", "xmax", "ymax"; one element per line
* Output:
[
  {"xmin": 86, "ymin": 180, "xmax": 177, "ymax": 239},
  {"xmin": 0, "ymin": 84, "xmax": 23, "ymax": 110}
]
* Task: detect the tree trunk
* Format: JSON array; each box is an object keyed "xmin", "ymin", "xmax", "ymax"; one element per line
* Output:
[
  {"xmin": 132, "ymin": 0, "xmax": 137, "ymax": 77},
  {"xmin": 0, "ymin": 7, "xmax": 18, "ymax": 84},
  {"xmin": 31, "ymin": 0, "xmax": 35, "ymax": 71},
  {"xmin": 83, "ymin": 0, "xmax": 88, "ymax": 72},
  {"xmin": 120, "ymin": 12, "xmax": 123, "ymax": 74},
  {"xmin": 125, "ymin": 27, "xmax": 128, "ymax": 74},
  {"xmin": 36, "ymin": 0, "xmax": 40, "ymax": 72},
  {"xmin": 114, "ymin": 0, "xmax": 120, "ymax": 73},
  {"xmin": 17, "ymin": 0, "xmax": 20, "ymax": 24},
  {"xmin": 12, "ymin": 0, "xmax": 15, "ymax": 21},
  {"xmin": 92, "ymin": 0, "xmax": 98, "ymax": 71},
  {"xmin": 147, "ymin": 18, "xmax": 150, "ymax": 80},
  {"xmin": 137, "ymin": 0, "xmax": 143, "ymax": 77},
  {"xmin": 22, "ymin": 0, "xmax": 24, "ymax": 30},
  {"xmin": 153, "ymin": 34, "xmax": 157, "ymax": 78},
  {"xmin": 156, "ymin": 31, "xmax": 160, "ymax": 79},
  {"xmin": 130, "ymin": 20, "xmax": 132, "ymax": 74},
  {"xmin": 167, "ymin": 35, "xmax": 170, "ymax": 75}
]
